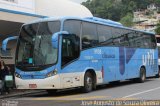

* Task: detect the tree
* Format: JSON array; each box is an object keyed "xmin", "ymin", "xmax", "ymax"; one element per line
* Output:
[
  {"xmin": 155, "ymin": 23, "xmax": 160, "ymax": 35},
  {"xmin": 82, "ymin": 0, "xmax": 158, "ymax": 22},
  {"xmin": 120, "ymin": 13, "xmax": 134, "ymax": 27}
]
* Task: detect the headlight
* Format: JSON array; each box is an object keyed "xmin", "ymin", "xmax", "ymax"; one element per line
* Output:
[
  {"xmin": 15, "ymin": 72, "xmax": 21, "ymax": 78},
  {"xmin": 46, "ymin": 69, "xmax": 58, "ymax": 78}
]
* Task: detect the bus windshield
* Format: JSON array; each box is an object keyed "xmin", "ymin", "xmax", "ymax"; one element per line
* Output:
[{"xmin": 16, "ymin": 21, "xmax": 60, "ymax": 71}]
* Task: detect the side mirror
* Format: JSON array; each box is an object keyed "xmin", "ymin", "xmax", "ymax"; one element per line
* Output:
[
  {"xmin": 2, "ymin": 36, "xmax": 18, "ymax": 51},
  {"xmin": 52, "ymin": 31, "xmax": 69, "ymax": 48}
]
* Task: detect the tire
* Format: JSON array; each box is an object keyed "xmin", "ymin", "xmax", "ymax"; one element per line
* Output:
[
  {"xmin": 46, "ymin": 89, "xmax": 57, "ymax": 95},
  {"xmin": 82, "ymin": 72, "xmax": 93, "ymax": 93},
  {"xmin": 138, "ymin": 67, "xmax": 146, "ymax": 83},
  {"xmin": 155, "ymin": 69, "xmax": 160, "ymax": 78}
]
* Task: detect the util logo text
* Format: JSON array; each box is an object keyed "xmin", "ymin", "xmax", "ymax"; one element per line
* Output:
[{"xmin": 142, "ymin": 50, "xmax": 155, "ymax": 66}]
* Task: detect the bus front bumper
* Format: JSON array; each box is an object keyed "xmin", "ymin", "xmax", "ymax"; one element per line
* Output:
[{"xmin": 15, "ymin": 75, "xmax": 61, "ymax": 89}]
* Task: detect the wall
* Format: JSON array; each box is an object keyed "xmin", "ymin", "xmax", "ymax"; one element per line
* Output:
[
  {"xmin": 0, "ymin": 0, "xmax": 93, "ymax": 65},
  {"xmin": 0, "ymin": 0, "xmax": 35, "ymax": 13},
  {"xmin": 35, "ymin": 0, "xmax": 93, "ymax": 18}
]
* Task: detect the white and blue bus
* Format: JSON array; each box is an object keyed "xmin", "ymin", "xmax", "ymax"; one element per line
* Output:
[
  {"xmin": 157, "ymin": 43, "xmax": 160, "ymax": 73},
  {"xmin": 14, "ymin": 17, "xmax": 159, "ymax": 93}
]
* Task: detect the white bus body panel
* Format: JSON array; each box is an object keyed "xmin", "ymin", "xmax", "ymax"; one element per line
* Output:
[
  {"xmin": 15, "ymin": 71, "xmax": 103, "ymax": 89},
  {"xmin": 15, "ymin": 75, "xmax": 61, "ymax": 89}
]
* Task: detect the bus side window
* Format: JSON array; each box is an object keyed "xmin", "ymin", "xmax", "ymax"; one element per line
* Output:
[
  {"xmin": 97, "ymin": 25, "xmax": 113, "ymax": 46},
  {"xmin": 62, "ymin": 35, "xmax": 80, "ymax": 67},
  {"xmin": 82, "ymin": 22, "xmax": 98, "ymax": 49},
  {"xmin": 150, "ymin": 35, "xmax": 156, "ymax": 48},
  {"xmin": 142, "ymin": 34, "xmax": 156, "ymax": 49}
]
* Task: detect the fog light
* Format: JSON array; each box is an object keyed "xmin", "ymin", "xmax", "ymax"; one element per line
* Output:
[
  {"xmin": 46, "ymin": 69, "xmax": 58, "ymax": 78},
  {"xmin": 15, "ymin": 72, "xmax": 21, "ymax": 78}
]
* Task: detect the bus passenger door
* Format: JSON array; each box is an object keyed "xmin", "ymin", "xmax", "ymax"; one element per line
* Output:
[{"xmin": 60, "ymin": 34, "xmax": 81, "ymax": 88}]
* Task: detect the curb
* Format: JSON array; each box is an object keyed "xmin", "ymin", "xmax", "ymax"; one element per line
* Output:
[{"xmin": 0, "ymin": 90, "xmax": 45, "ymax": 99}]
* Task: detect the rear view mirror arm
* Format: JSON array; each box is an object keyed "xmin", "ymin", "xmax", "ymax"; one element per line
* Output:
[
  {"xmin": 2, "ymin": 36, "xmax": 18, "ymax": 51},
  {"xmin": 51, "ymin": 31, "xmax": 69, "ymax": 48}
]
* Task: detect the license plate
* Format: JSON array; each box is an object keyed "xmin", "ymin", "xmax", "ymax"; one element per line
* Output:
[{"xmin": 29, "ymin": 84, "xmax": 37, "ymax": 88}]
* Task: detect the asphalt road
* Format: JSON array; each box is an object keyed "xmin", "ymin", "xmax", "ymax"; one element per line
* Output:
[{"xmin": 1, "ymin": 78, "xmax": 160, "ymax": 106}]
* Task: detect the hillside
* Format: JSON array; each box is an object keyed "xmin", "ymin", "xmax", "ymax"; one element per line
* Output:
[{"xmin": 82, "ymin": 0, "xmax": 160, "ymax": 26}]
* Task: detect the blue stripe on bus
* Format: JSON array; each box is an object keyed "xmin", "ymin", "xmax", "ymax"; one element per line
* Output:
[
  {"xmin": 126, "ymin": 48, "xmax": 137, "ymax": 64},
  {"xmin": 119, "ymin": 47, "xmax": 125, "ymax": 75}
]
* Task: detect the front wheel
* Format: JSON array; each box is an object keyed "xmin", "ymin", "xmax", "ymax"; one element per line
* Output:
[{"xmin": 82, "ymin": 72, "xmax": 93, "ymax": 93}]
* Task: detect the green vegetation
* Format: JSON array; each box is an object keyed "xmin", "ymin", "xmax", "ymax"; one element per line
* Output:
[
  {"xmin": 120, "ymin": 13, "xmax": 133, "ymax": 27},
  {"xmin": 155, "ymin": 23, "xmax": 160, "ymax": 34},
  {"xmin": 82, "ymin": 0, "xmax": 160, "ymax": 27}
]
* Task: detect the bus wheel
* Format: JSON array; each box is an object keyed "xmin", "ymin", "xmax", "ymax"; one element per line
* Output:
[
  {"xmin": 155, "ymin": 69, "xmax": 160, "ymax": 78},
  {"xmin": 46, "ymin": 89, "xmax": 57, "ymax": 95},
  {"xmin": 138, "ymin": 67, "xmax": 146, "ymax": 83},
  {"xmin": 82, "ymin": 72, "xmax": 93, "ymax": 93}
]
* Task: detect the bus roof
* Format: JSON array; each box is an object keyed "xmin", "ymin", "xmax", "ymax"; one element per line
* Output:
[{"xmin": 24, "ymin": 16, "xmax": 155, "ymax": 35}]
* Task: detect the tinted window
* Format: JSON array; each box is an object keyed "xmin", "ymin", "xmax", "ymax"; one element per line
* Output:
[
  {"xmin": 62, "ymin": 35, "xmax": 80, "ymax": 67},
  {"xmin": 133, "ymin": 32, "xmax": 143, "ymax": 48},
  {"xmin": 122, "ymin": 30, "xmax": 133, "ymax": 47},
  {"xmin": 119, "ymin": 29, "xmax": 130, "ymax": 47},
  {"xmin": 82, "ymin": 22, "xmax": 98, "ymax": 49},
  {"xmin": 112, "ymin": 27, "xmax": 122, "ymax": 38},
  {"xmin": 16, "ymin": 21, "xmax": 60, "ymax": 71},
  {"xmin": 143, "ymin": 34, "xmax": 156, "ymax": 48},
  {"xmin": 97, "ymin": 25, "xmax": 113, "ymax": 46},
  {"xmin": 127, "ymin": 31, "xmax": 142, "ymax": 48},
  {"xmin": 127, "ymin": 31, "xmax": 156, "ymax": 49},
  {"xmin": 150, "ymin": 35, "xmax": 157, "ymax": 48},
  {"xmin": 111, "ymin": 27, "xmax": 129, "ymax": 46},
  {"xmin": 112, "ymin": 27, "xmax": 121, "ymax": 46},
  {"xmin": 34, "ymin": 22, "xmax": 60, "ymax": 65},
  {"xmin": 64, "ymin": 20, "xmax": 81, "ymax": 38}
]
